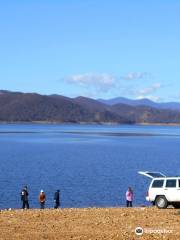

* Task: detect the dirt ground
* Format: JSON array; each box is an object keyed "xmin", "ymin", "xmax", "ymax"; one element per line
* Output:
[{"xmin": 0, "ymin": 207, "xmax": 179, "ymax": 240}]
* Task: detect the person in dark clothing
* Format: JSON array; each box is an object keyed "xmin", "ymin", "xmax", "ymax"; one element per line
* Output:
[
  {"xmin": 21, "ymin": 186, "xmax": 29, "ymax": 209},
  {"xmin": 54, "ymin": 190, "xmax": 60, "ymax": 208}
]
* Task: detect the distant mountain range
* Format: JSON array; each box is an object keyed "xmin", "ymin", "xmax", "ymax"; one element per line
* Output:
[
  {"xmin": 98, "ymin": 97, "xmax": 180, "ymax": 110},
  {"xmin": 1, "ymin": 90, "xmax": 180, "ymax": 124}
]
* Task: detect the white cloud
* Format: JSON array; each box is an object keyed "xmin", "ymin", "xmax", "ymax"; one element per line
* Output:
[
  {"xmin": 135, "ymin": 83, "xmax": 161, "ymax": 102},
  {"xmin": 121, "ymin": 72, "xmax": 149, "ymax": 80},
  {"xmin": 65, "ymin": 73, "xmax": 116, "ymax": 92},
  {"xmin": 136, "ymin": 95, "xmax": 161, "ymax": 102},
  {"xmin": 138, "ymin": 83, "xmax": 161, "ymax": 95},
  {"xmin": 64, "ymin": 71, "xmax": 161, "ymax": 100}
]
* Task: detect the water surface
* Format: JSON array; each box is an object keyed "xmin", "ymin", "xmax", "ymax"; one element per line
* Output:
[{"xmin": 0, "ymin": 124, "xmax": 180, "ymax": 209}]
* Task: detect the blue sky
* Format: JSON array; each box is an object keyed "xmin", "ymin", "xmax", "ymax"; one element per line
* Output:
[{"xmin": 0, "ymin": 0, "xmax": 180, "ymax": 101}]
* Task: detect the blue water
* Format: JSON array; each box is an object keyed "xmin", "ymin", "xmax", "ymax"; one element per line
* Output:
[{"xmin": 0, "ymin": 123, "xmax": 180, "ymax": 209}]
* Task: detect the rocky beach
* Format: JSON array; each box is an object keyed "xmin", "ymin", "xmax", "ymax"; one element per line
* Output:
[{"xmin": 0, "ymin": 207, "xmax": 179, "ymax": 240}]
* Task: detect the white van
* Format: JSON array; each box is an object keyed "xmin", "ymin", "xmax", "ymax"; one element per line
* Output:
[{"xmin": 138, "ymin": 171, "xmax": 180, "ymax": 209}]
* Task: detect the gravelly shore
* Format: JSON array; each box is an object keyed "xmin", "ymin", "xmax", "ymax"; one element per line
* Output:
[{"xmin": 0, "ymin": 207, "xmax": 179, "ymax": 240}]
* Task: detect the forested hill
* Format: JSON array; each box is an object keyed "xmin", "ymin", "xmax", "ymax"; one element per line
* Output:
[{"xmin": 0, "ymin": 90, "xmax": 180, "ymax": 124}]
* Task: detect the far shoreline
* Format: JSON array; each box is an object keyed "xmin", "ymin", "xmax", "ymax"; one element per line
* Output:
[{"xmin": 0, "ymin": 121, "xmax": 180, "ymax": 126}]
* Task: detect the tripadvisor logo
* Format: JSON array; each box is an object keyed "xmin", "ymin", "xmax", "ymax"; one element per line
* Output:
[
  {"xmin": 135, "ymin": 227, "xmax": 144, "ymax": 236},
  {"xmin": 135, "ymin": 227, "xmax": 173, "ymax": 235}
]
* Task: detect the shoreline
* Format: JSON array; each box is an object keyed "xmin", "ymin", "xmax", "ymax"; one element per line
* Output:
[
  {"xmin": 0, "ymin": 207, "xmax": 179, "ymax": 239},
  {"xmin": 0, "ymin": 121, "xmax": 180, "ymax": 126}
]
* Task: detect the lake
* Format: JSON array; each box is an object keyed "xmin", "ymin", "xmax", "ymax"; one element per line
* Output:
[{"xmin": 0, "ymin": 123, "xmax": 180, "ymax": 209}]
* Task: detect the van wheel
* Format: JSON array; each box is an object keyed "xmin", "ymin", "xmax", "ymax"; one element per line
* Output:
[{"xmin": 155, "ymin": 196, "xmax": 168, "ymax": 209}]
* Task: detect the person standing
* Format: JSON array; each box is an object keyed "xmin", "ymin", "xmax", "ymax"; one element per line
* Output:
[
  {"xmin": 21, "ymin": 186, "xmax": 29, "ymax": 209},
  {"xmin": 126, "ymin": 187, "xmax": 133, "ymax": 207},
  {"xmin": 39, "ymin": 190, "xmax": 46, "ymax": 209},
  {"xmin": 54, "ymin": 190, "xmax": 60, "ymax": 208}
]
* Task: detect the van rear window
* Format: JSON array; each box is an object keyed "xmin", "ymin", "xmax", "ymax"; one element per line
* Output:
[{"xmin": 152, "ymin": 180, "xmax": 164, "ymax": 188}]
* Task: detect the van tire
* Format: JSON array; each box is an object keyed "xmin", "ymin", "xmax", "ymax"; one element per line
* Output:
[{"xmin": 155, "ymin": 196, "xmax": 168, "ymax": 209}]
